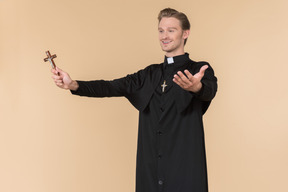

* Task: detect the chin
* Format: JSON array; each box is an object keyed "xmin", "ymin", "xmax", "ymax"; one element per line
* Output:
[
  {"xmin": 163, "ymin": 49, "xmax": 174, "ymax": 54},
  {"xmin": 161, "ymin": 46, "xmax": 173, "ymax": 52}
]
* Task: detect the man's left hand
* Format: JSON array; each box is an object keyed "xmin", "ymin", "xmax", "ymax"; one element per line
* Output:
[{"xmin": 173, "ymin": 65, "xmax": 208, "ymax": 93}]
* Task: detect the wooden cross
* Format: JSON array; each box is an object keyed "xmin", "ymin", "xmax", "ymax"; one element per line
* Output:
[
  {"xmin": 161, "ymin": 80, "xmax": 167, "ymax": 92},
  {"xmin": 44, "ymin": 50, "xmax": 57, "ymax": 69}
]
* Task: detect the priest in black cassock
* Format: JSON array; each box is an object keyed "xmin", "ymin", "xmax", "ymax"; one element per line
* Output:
[{"xmin": 51, "ymin": 8, "xmax": 217, "ymax": 192}]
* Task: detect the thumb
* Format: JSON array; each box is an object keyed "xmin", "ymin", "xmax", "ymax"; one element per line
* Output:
[
  {"xmin": 55, "ymin": 66, "xmax": 62, "ymax": 72},
  {"xmin": 55, "ymin": 67, "xmax": 65, "ymax": 75},
  {"xmin": 198, "ymin": 65, "xmax": 208, "ymax": 76}
]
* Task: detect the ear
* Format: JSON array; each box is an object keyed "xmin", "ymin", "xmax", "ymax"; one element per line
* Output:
[{"xmin": 183, "ymin": 29, "xmax": 190, "ymax": 40}]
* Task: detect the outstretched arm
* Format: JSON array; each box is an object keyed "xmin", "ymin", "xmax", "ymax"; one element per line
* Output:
[{"xmin": 51, "ymin": 67, "xmax": 79, "ymax": 91}]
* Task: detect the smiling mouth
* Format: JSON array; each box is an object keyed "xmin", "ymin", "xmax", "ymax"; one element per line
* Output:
[{"xmin": 162, "ymin": 41, "xmax": 172, "ymax": 45}]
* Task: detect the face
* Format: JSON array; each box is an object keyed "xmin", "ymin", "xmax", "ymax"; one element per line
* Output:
[{"xmin": 158, "ymin": 17, "xmax": 190, "ymax": 57}]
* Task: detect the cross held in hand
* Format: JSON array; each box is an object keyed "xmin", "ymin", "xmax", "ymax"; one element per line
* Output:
[{"xmin": 44, "ymin": 50, "xmax": 57, "ymax": 69}]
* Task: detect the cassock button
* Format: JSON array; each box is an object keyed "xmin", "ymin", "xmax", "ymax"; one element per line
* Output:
[
  {"xmin": 158, "ymin": 180, "xmax": 163, "ymax": 185},
  {"xmin": 158, "ymin": 131, "xmax": 163, "ymax": 135},
  {"xmin": 158, "ymin": 154, "xmax": 162, "ymax": 159}
]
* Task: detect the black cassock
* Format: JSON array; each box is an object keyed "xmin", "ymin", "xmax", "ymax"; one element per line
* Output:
[{"xmin": 71, "ymin": 53, "xmax": 217, "ymax": 192}]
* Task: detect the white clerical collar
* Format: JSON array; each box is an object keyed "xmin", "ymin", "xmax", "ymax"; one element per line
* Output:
[{"xmin": 167, "ymin": 57, "xmax": 174, "ymax": 64}]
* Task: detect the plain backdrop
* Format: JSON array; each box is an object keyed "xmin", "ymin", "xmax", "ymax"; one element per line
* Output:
[{"xmin": 1, "ymin": 0, "xmax": 288, "ymax": 191}]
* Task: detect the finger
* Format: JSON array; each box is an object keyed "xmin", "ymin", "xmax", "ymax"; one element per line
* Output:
[
  {"xmin": 56, "ymin": 82, "xmax": 64, "ymax": 87},
  {"xmin": 51, "ymin": 68, "xmax": 58, "ymax": 75},
  {"xmin": 173, "ymin": 74, "xmax": 189, "ymax": 88},
  {"xmin": 173, "ymin": 76, "xmax": 184, "ymax": 88},
  {"xmin": 173, "ymin": 74, "xmax": 185, "ymax": 86},
  {"xmin": 54, "ymin": 78, "xmax": 63, "ymax": 83},
  {"xmin": 176, "ymin": 71, "xmax": 191, "ymax": 85},
  {"xmin": 184, "ymin": 70, "xmax": 194, "ymax": 80},
  {"xmin": 52, "ymin": 75, "xmax": 61, "ymax": 80}
]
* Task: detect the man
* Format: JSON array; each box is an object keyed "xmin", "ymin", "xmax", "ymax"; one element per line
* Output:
[{"xmin": 52, "ymin": 8, "xmax": 217, "ymax": 192}]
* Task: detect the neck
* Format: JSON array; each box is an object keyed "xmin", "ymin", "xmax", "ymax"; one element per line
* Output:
[
  {"xmin": 165, "ymin": 49, "xmax": 185, "ymax": 58},
  {"xmin": 165, "ymin": 51, "xmax": 185, "ymax": 58}
]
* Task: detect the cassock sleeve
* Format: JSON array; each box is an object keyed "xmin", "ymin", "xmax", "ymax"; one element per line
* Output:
[
  {"xmin": 70, "ymin": 69, "xmax": 146, "ymax": 98},
  {"xmin": 193, "ymin": 62, "xmax": 218, "ymax": 101},
  {"xmin": 189, "ymin": 62, "xmax": 217, "ymax": 114},
  {"xmin": 70, "ymin": 64, "xmax": 161, "ymax": 111},
  {"xmin": 172, "ymin": 61, "xmax": 218, "ymax": 114}
]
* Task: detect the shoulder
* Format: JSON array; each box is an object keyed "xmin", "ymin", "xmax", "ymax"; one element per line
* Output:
[
  {"xmin": 144, "ymin": 63, "xmax": 162, "ymax": 71},
  {"xmin": 124, "ymin": 63, "xmax": 162, "ymax": 80},
  {"xmin": 187, "ymin": 59, "xmax": 210, "ymax": 71},
  {"xmin": 136, "ymin": 63, "xmax": 162, "ymax": 75},
  {"xmin": 189, "ymin": 59, "xmax": 210, "ymax": 67},
  {"xmin": 187, "ymin": 59, "xmax": 217, "ymax": 78}
]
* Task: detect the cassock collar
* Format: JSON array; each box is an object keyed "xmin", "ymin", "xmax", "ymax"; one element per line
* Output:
[{"xmin": 163, "ymin": 53, "xmax": 190, "ymax": 69}]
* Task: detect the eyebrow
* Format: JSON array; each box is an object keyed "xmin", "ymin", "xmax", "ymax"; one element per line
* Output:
[{"xmin": 158, "ymin": 27, "xmax": 178, "ymax": 30}]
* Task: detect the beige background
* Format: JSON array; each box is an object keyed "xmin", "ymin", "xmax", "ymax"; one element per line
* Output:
[{"xmin": 1, "ymin": 0, "xmax": 288, "ymax": 191}]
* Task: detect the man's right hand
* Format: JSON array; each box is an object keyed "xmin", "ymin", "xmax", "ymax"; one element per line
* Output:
[{"xmin": 51, "ymin": 67, "xmax": 79, "ymax": 91}]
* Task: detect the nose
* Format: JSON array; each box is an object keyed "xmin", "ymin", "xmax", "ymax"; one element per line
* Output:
[{"xmin": 161, "ymin": 31, "xmax": 168, "ymax": 39}]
